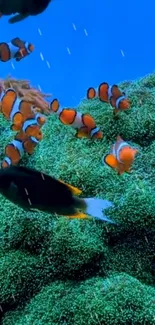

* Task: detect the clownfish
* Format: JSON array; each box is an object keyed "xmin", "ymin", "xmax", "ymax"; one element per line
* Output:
[
  {"xmin": 87, "ymin": 82, "xmax": 130, "ymax": 114},
  {"xmin": 0, "ymin": 88, "xmax": 23, "ymax": 128},
  {"xmin": 2, "ymin": 131, "xmax": 40, "ymax": 168},
  {"xmin": 0, "ymin": 88, "xmax": 46, "ymax": 137},
  {"xmin": 50, "ymin": 99, "xmax": 103, "ymax": 139},
  {"xmin": 21, "ymin": 113, "xmax": 44, "ymax": 140},
  {"xmin": 103, "ymin": 136, "xmax": 138, "ymax": 175},
  {"xmin": 0, "ymin": 37, "xmax": 34, "ymax": 62},
  {"xmin": 0, "ymin": 165, "xmax": 117, "ymax": 224}
]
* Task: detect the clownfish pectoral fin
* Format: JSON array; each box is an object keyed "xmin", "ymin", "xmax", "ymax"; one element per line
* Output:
[
  {"xmin": 103, "ymin": 154, "xmax": 118, "ymax": 169},
  {"xmin": 133, "ymin": 148, "xmax": 138, "ymax": 155},
  {"xmin": 76, "ymin": 128, "xmax": 89, "ymax": 138},
  {"xmin": 117, "ymin": 164, "xmax": 126, "ymax": 175},
  {"xmin": 116, "ymin": 135, "xmax": 123, "ymax": 142},
  {"xmin": 59, "ymin": 179, "xmax": 82, "ymax": 195},
  {"xmin": 87, "ymin": 87, "xmax": 96, "ymax": 99},
  {"xmin": 11, "ymin": 124, "xmax": 22, "ymax": 132},
  {"xmin": 68, "ymin": 212, "xmax": 91, "ymax": 219},
  {"xmin": 118, "ymin": 170, "xmax": 125, "ymax": 175},
  {"xmin": 113, "ymin": 108, "xmax": 119, "ymax": 116}
]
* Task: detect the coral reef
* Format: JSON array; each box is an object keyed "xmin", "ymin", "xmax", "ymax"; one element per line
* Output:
[
  {"xmin": 1, "ymin": 73, "xmax": 155, "ymax": 324},
  {"xmin": 0, "ymin": 77, "xmax": 51, "ymax": 167}
]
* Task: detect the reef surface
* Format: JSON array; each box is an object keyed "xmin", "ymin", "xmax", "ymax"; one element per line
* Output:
[{"xmin": 1, "ymin": 73, "xmax": 155, "ymax": 324}]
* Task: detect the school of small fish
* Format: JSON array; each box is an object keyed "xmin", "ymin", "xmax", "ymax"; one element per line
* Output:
[{"xmin": 0, "ymin": 0, "xmax": 139, "ymax": 224}]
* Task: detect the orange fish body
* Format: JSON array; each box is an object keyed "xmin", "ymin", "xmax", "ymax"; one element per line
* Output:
[
  {"xmin": 50, "ymin": 99, "xmax": 103, "ymax": 139},
  {"xmin": 0, "ymin": 88, "xmax": 24, "ymax": 129},
  {"xmin": 21, "ymin": 119, "xmax": 43, "ymax": 140},
  {"xmin": 21, "ymin": 115, "xmax": 44, "ymax": 140},
  {"xmin": 109, "ymin": 85, "xmax": 130, "ymax": 113},
  {"xmin": 0, "ymin": 37, "xmax": 34, "ymax": 62},
  {"xmin": 15, "ymin": 131, "xmax": 39, "ymax": 155},
  {"xmin": 2, "ymin": 131, "xmax": 39, "ymax": 168},
  {"xmin": 23, "ymin": 136, "xmax": 39, "ymax": 155},
  {"xmin": 0, "ymin": 88, "xmax": 46, "ymax": 134},
  {"xmin": 103, "ymin": 136, "xmax": 138, "ymax": 175},
  {"xmin": 87, "ymin": 82, "xmax": 110, "ymax": 103},
  {"xmin": 11, "ymin": 97, "xmax": 46, "ymax": 138},
  {"xmin": 87, "ymin": 82, "xmax": 130, "ymax": 113}
]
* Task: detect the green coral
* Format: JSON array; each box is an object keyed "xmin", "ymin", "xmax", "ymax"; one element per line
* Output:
[
  {"xmin": 1, "ymin": 73, "xmax": 155, "ymax": 323},
  {"xmin": 3, "ymin": 274, "xmax": 155, "ymax": 325},
  {"xmin": 0, "ymin": 250, "xmax": 48, "ymax": 315}
]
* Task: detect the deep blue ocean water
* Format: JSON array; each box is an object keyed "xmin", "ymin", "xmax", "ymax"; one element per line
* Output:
[{"xmin": 1, "ymin": 0, "xmax": 155, "ymax": 106}]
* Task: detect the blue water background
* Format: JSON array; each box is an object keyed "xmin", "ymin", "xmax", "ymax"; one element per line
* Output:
[{"xmin": 1, "ymin": 0, "xmax": 154, "ymax": 106}]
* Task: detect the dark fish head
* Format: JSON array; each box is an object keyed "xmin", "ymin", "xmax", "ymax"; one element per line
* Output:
[
  {"xmin": 0, "ymin": 166, "xmax": 76, "ymax": 215},
  {"xmin": 29, "ymin": 0, "xmax": 52, "ymax": 15},
  {"xmin": 0, "ymin": 0, "xmax": 52, "ymax": 23},
  {"xmin": 18, "ymin": 0, "xmax": 52, "ymax": 16}
]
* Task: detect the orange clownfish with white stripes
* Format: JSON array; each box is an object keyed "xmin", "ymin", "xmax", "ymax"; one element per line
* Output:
[
  {"xmin": 2, "ymin": 131, "xmax": 40, "ymax": 168},
  {"xmin": 0, "ymin": 37, "xmax": 34, "ymax": 62},
  {"xmin": 87, "ymin": 82, "xmax": 130, "ymax": 114},
  {"xmin": 102, "ymin": 136, "xmax": 138, "ymax": 175},
  {"xmin": 50, "ymin": 99, "xmax": 103, "ymax": 139},
  {"xmin": 0, "ymin": 88, "xmax": 24, "ymax": 128},
  {"xmin": 0, "ymin": 88, "xmax": 46, "ymax": 139},
  {"xmin": 21, "ymin": 114, "xmax": 44, "ymax": 140}
]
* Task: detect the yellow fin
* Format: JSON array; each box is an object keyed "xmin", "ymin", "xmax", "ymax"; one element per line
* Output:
[
  {"xmin": 68, "ymin": 212, "xmax": 91, "ymax": 219},
  {"xmin": 76, "ymin": 128, "xmax": 88, "ymax": 138},
  {"xmin": 59, "ymin": 179, "xmax": 82, "ymax": 195}
]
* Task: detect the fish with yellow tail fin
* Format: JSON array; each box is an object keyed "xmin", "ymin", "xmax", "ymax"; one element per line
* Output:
[
  {"xmin": 103, "ymin": 136, "xmax": 138, "ymax": 175},
  {"xmin": 0, "ymin": 165, "xmax": 117, "ymax": 224},
  {"xmin": 50, "ymin": 99, "xmax": 103, "ymax": 139}
]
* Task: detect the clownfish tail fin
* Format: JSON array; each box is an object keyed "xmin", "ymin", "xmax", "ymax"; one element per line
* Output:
[{"xmin": 73, "ymin": 197, "xmax": 117, "ymax": 224}]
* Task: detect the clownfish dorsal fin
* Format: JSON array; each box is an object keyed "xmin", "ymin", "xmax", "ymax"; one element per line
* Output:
[
  {"xmin": 133, "ymin": 148, "xmax": 138, "ymax": 154},
  {"xmin": 87, "ymin": 87, "xmax": 96, "ymax": 99},
  {"xmin": 50, "ymin": 99, "xmax": 60, "ymax": 113},
  {"xmin": 116, "ymin": 135, "xmax": 123, "ymax": 142}
]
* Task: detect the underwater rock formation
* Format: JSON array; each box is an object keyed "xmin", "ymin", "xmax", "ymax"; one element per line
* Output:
[
  {"xmin": 1, "ymin": 73, "xmax": 155, "ymax": 324},
  {"xmin": 3, "ymin": 274, "xmax": 155, "ymax": 325}
]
